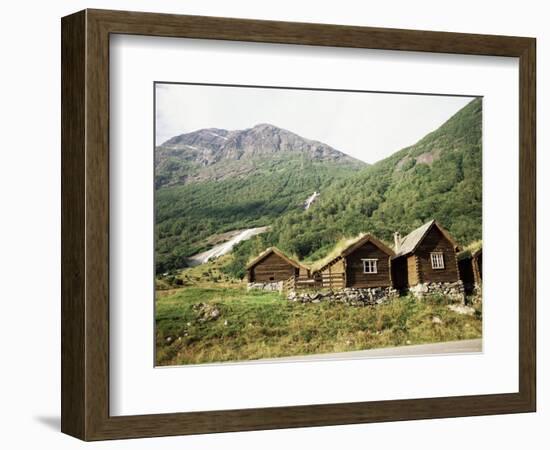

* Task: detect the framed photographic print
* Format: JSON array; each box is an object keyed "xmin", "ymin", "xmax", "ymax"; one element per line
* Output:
[{"xmin": 61, "ymin": 9, "xmax": 536, "ymax": 440}]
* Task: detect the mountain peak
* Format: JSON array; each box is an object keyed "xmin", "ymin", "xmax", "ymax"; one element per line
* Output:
[
  {"xmin": 160, "ymin": 124, "xmax": 357, "ymax": 162},
  {"xmin": 156, "ymin": 124, "xmax": 365, "ymax": 187},
  {"xmin": 252, "ymin": 123, "xmax": 279, "ymax": 130}
]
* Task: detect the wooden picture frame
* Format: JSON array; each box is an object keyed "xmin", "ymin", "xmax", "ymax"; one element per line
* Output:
[{"xmin": 61, "ymin": 9, "xmax": 536, "ymax": 441}]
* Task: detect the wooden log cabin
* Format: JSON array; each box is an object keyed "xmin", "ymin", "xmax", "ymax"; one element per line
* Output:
[
  {"xmin": 391, "ymin": 220, "xmax": 460, "ymax": 289},
  {"xmin": 246, "ymin": 247, "xmax": 309, "ymax": 284},
  {"xmin": 473, "ymin": 248, "xmax": 482, "ymax": 283},
  {"xmin": 458, "ymin": 246, "xmax": 482, "ymax": 293},
  {"xmin": 314, "ymin": 234, "xmax": 395, "ymax": 289}
]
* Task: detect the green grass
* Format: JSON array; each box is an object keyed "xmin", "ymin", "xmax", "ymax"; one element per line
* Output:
[{"xmin": 155, "ymin": 287, "xmax": 482, "ymax": 365}]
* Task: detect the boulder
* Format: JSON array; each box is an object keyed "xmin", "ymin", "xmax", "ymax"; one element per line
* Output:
[
  {"xmin": 410, "ymin": 283, "xmax": 429, "ymax": 296},
  {"xmin": 447, "ymin": 304, "xmax": 476, "ymax": 315}
]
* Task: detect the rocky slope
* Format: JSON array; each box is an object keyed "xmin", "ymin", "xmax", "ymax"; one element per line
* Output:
[{"xmin": 155, "ymin": 123, "xmax": 362, "ymax": 187}]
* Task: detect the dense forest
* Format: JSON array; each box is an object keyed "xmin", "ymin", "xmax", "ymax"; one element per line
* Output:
[
  {"xmin": 155, "ymin": 156, "xmax": 364, "ymax": 272},
  {"xmin": 155, "ymin": 98, "xmax": 482, "ymax": 278}
]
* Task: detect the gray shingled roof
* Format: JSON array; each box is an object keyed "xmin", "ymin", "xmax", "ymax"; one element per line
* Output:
[{"xmin": 393, "ymin": 220, "xmax": 436, "ymax": 258}]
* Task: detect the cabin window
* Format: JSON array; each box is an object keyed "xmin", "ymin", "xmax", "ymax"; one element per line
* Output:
[
  {"xmin": 362, "ymin": 259, "xmax": 378, "ymax": 274},
  {"xmin": 430, "ymin": 252, "xmax": 445, "ymax": 269}
]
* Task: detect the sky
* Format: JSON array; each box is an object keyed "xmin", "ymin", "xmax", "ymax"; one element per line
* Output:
[{"xmin": 155, "ymin": 83, "xmax": 477, "ymax": 164}]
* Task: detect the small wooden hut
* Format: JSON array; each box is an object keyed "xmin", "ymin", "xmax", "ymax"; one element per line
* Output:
[
  {"xmin": 473, "ymin": 248, "xmax": 482, "ymax": 283},
  {"xmin": 314, "ymin": 234, "xmax": 395, "ymax": 289},
  {"xmin": 391, "ymin": 220, "xmax": 460, "ymax": 289},
  {"xmin": 246, "ymin": 247, "xmax": 309, "ymax": 284},
  {"xmin": 458, "ymin": 246, "xmax": 482, "ymax": 293}
]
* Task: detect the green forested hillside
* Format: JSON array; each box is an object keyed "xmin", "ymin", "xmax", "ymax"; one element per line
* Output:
[
  {"xmin": 225, "ymin": 98, "xmax": 482, "ymax": 278},
  {"xmin": 156, "ymin": 98, "xmax": 482, "ymax": 277},
  {"xmin": 155, "ymin": 154, "xmax": 364, "ymax": 273}
]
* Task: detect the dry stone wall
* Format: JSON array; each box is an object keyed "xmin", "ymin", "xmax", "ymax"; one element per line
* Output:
[
  {"xmin": 409, "ymin": 281, "xmax": 465, "ymax": 303},
  {"xmin": 247, "ymin": 281, "xmax": 284, "ymax": 292},
  {"xmin": 287, "ymin": 287, "xmax": 398, "ymax": 306}
]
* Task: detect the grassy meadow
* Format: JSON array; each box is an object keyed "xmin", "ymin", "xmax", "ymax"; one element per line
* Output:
[{"xmin": 155, "ymin": 285, "xmax": 482, "ymax": 366}]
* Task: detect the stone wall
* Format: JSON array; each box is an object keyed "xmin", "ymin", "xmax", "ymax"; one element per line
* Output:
[
  {"xmin": 469, "ymin": 284, "xmax": 483, "ymax": 305},
  {"xmin": 408, "ymin": 281, "xmax": 465, "ymax": 303},
  {"xmin": 287, "ymin": 287, "xmax": 398, "ymax": 306},
  {"xmin": 247, "ymin": 281, "xmax": 284, "ymax": 292}
]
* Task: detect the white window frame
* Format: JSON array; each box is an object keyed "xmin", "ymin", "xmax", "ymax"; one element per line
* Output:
[
  {"xmin": 362, "ymin": 258, "xmax": 378, "ymax": 274},
  {"xmin": 430, "ymin": 252, "xmax": 445, "ymax": 269}
]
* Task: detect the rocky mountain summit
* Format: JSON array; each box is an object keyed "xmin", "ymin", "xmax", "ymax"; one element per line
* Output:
[
  {"xmin": 161, "ymin": 123, "xmax": 356, "ymax": 163},
  {"xmin": 155, "ymin": 123, "xmax": 363, "ymax": 187}
]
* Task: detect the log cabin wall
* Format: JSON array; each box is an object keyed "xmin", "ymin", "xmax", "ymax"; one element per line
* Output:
[
  {"xmin": 407, "ymin": 255, "xmax": 419, "ymax": 286},
  {"xmin": 473, "ymin": 251, "xmax": 482, "ymax": 284},
  {"xmin": 415, "ymin": 226, "xmax": 459, "ymax": 283},
  {"xmin": 345, "ymin": 241, "xmax": 392, "ymax": 288},
  {"xmin": 249, "ymin": 252, "xmax": 298, "ymax": 282},
  {"xmin": 298, "ymin": 266, "xmax": 310, "ymax": 280},
  {"xmin": 320, "ymin": 258, "xmax": 346, "ymax": 289}
]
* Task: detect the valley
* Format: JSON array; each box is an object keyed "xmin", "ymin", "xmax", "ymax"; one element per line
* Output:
[{"xmin": 155, "ymin": 98, "xmax": 482, "ymax": 278}]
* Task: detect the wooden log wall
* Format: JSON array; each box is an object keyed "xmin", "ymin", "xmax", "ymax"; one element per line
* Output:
[
  {"xmin": 250, "ymin": 252, "xmax": 298, "ymax": 282},
  {"xmin": 415, "ymin": 227, "xmax": 459, "ymax": 283},
  {"xmin": 320, "ymin": 258, "xmax": 346, "ymax": 289},
  {"xmin": 345, "ymin": 241, "xmax": 392, "ymax": 288}
]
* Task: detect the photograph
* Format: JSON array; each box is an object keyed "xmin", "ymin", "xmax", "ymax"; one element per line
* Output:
[{"xmin": 154, "ymin": 82, "xmax": 483, "ymax": 366}]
